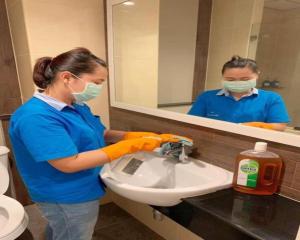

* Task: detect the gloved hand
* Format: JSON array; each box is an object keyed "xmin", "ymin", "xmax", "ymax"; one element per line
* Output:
[
  {"xmin": 242, "ymin": 122, "xmax": 275, "ymax": 130},
  {"xmin": 157, "ymin": 134, "xmax": 193, "ymax": 146},
  {"xmin": 123, "ymin": 131, "xmax": 158, "ymax": 140},
  {"xmin": 102, "ymin": 138, "xmax": 161, "ymax": 161},
  {"xmin": 123, "ymin": 132, "xmax": 193, "ymax": 145}
]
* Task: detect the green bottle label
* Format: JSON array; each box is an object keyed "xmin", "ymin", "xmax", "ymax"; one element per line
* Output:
[{"xmin": 237, "ymin": 159, "xmax": 259, "ymax": 188}]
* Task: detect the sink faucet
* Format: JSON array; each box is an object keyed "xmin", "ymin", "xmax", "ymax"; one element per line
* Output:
[
  {"xmin": 160, "ymin": 142, "xmax": 190, "ymax": 163},
  {"xmin": 179, "ymin": 144, "xmax": 189, "ymax": 163}
]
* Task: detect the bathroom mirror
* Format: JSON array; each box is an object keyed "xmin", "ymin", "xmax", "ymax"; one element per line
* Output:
[{"xmin": 106, "ymin": 0, "xmax": 300, "ymax": 147}]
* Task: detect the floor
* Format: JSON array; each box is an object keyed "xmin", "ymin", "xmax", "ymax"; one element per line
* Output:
[{"xmin": 24, "ymin": 202, "xmax": 165, "ymax": 240}]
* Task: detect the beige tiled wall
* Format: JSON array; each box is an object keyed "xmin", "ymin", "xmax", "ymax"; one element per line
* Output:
[
  {"xmin": 256, "ymin": 7, "xmax": 300, "ymax": 127},
  {"xmin": 6, "ymin": 0, "xmax": 110, "ymax": 127},
  {"xmin": 205, "ymin": 0, "xmax": 262, "ymax": 90},
  {"xmin": 158, "ymin": 0, "xmax": 199, "ymax": 105},
  {"xmin": 113, "ymin": 0, "xmax": 159, "ymax": 108}
]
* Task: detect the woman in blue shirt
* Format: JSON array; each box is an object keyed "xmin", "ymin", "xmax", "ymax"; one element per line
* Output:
[
  {"xmin": 188, "ymin": 56, "xmax": 289, "ymax": 131},
  {"xmin": 9, "ymin": 48, "xmax": 185, "ymax": 240}
]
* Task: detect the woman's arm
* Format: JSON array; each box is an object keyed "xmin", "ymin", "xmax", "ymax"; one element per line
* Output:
[
  {"xmin": 48, "ymin": 149, "xmax": 109, "ymax": 173},
  {"xmin": 103, "ymin": 130, "xmax": 162, "ymax": 143},
  {"xmin": 104, "ymin": 130, "xmax": 126, "ymax": 143},
  {"xmin": 268, "ymin": 123, "xmax": 287, "ymax": 131},
  {"xmin": 242, "ymin": 122, "xmax": 287, "ymax": 131},
  {"xmin": 48, "ymin": 137, "xmax": 161, "ymax": 173}
]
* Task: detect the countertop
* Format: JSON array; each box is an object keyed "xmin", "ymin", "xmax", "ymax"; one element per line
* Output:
[{"xmin": 154, "ymin": 189, "xmax": 300, "ymax": 240}]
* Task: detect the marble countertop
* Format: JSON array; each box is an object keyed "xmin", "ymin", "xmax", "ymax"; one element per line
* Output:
[{"xmin": 154, "ymin": 189, "xmax": 300, "ymax": 240}]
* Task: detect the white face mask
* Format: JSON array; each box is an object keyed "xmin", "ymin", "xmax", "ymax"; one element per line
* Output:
[
  {"xmin": 222, "ymin": 79, "xmax": 257, "ymax": 93},
  {"xmin": 69, "ymin": 73, "xmax": 103, "ymax": 103}
]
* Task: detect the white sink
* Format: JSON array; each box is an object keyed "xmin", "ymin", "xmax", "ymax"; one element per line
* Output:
[{"xmin": 100, "ymin": 151, "xmax": 233, "ymax": 206}]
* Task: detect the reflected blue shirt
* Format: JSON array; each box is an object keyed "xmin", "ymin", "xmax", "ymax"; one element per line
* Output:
[
  {"xmin": 9, "ymin": 93, "xmax": 106, "ymax": 203},
  {"xmin": 188, "ymin": 89, "xmax": 290, "ymax": 123}
]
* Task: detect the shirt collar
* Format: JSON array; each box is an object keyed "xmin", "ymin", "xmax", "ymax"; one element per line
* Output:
[
  {"xmin": 216, "ymin": 88, "xmax": 258, "ymax": 97},
  {"xmin": 34, "ymin": 92, "xmax": 70, "ymax": 111}
]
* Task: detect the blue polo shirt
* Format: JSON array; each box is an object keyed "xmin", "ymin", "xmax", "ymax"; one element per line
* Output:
[
  {"xmin": 188, "ymin": 89, "xmax": 290, "ymax": 123},
  {"xmin": 9, "ymin": 93, "xmax": 106, "ymax": 203}
]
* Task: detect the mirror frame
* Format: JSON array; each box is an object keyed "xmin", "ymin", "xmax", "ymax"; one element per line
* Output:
[{"xmin": 106, "ymin": 0, "xmax": 300, "ymax": 148}]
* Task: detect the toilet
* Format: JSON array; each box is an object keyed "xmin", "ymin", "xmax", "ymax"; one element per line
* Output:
[{"xmin": 0, "ymin": 146, "xmax": 28, "ymax": 240}]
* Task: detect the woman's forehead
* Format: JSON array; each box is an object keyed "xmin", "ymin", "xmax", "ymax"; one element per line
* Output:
[{"xmin": 223, "ymin": 67, "xmax": 256, "ymax": 76}]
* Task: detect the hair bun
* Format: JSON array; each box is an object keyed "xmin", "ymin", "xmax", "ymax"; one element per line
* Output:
[
  {"xmin": 33, "ymin": 57, "xmax": 53, "ymax": 89},
  {"xmin": 231, "ymin": 55, "xmax": 241, "ymax": 61}
]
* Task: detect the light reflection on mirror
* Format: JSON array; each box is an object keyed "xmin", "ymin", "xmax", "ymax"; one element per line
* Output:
[{"xmin": 111, "ymin": 0, "xmax": 300, "ymax": 135}]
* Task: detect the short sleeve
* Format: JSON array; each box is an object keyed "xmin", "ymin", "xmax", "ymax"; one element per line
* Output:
[
  {"xmin": 18, "ymin": 114, "xmax": 78, "ymax": 162},
  {"xmin": 188, "ymin": 93, "xmax": 207, "ymax": 116},
  {"xmin": 266, "ymin": 94, "xmax": 290, "ymax": 123}
]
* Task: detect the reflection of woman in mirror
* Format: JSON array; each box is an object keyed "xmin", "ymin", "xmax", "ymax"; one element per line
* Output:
[{"xmin": 188, "ymin": 56, "xmax": 289, "ymax": 131}]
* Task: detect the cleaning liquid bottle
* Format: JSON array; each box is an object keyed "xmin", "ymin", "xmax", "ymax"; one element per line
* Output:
[{"xmin": 233, "ymin": 142, "xmax": 283, "ymax": 195}]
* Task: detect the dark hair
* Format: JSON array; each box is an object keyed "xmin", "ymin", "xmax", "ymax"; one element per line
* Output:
[
  {"xmin": 222, "ymin": 55, "xmax": 259, "ymax": 74},
  {"xmin": 33, "ymin": 47, "xmax": 107, "ymax": 89}
]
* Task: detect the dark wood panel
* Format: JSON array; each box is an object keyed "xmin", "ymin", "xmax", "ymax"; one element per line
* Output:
[
  {"xmin": 0, "ymin": 0, "xmax": 21, "ymax": 112},
  {"xmin": 109, "ymin": 107, "xmax": 300, "ymax": 201},
  {"xmin": 192, "ymin": 0, "xmax": 212, "ymax": 100},
  {"xmin": 291, "ymin": 163, "xmax": 300, "ymax": 191},
  {"xmin": 0, "ymin": 0, "xmax": 30, "ymax": 206}
]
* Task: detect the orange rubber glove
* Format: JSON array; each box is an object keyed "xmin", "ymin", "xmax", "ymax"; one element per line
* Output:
[
  {"xmin": 123, "ymin": 131, "xmax": 158, "ymax": 140},
  {"xmin": 102, "ymin": 138, "xmax": 161, "ymax": 161},
  {"xmin": 123, "ymin": 131, "xmax": 193, "ymax": 145},
  {"xmin": 158, "ymin": 134, "xmax": 193, "ymax": 145},
  {"xmin": 242, "ymin": 122, "xmax": 275, "ymax": 130}
]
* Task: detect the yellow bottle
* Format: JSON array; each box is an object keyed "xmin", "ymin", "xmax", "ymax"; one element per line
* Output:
[{"xmin": 233, "ymin": 142, "xmax": 283, "ymax": 195}]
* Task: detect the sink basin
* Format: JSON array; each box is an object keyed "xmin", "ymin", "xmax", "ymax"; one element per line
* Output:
[{"xmin": 100, "ymin": 151, "xmax": 233, "ymax": 206}]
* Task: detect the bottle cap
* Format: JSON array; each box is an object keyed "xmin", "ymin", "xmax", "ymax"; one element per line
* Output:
[{"xmin": 254, "ymin": 142, "xmax": 267, "ymax": 152}]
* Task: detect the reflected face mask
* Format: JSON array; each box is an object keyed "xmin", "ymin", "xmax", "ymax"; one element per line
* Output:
[
  {"xmin": 70, "ymin": 74, "xmax": 103, "ymax": 103},
  {"xmin": 222, "ymin": 79, "xmax": 256, "ymax": 93}
]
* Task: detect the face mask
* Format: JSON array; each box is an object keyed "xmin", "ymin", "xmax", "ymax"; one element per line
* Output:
[
  {"xmin": 69, "ymin": 74, "xmax": 103, "ymax": 103},
  {"xmin": 222, "ymin": 79, "xmax": 256, "ymax": 93}
]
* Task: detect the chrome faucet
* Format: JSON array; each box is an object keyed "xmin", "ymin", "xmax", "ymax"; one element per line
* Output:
[
  {"xmin": 179, "ymin": 144, "xmax": 189, "ymax": 163},
  {"xmin": 160, "ymin": 142, "xmax": 190, "ymax": 163}
]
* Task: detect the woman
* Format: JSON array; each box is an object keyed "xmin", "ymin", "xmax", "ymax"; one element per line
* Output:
[
  {"xmin": 9, "ymin": 48, "xmax": 185, "ymax": 240},
  {"xmin": 188, "ymin": 56, "xmax": 289, "ymax": 131}
]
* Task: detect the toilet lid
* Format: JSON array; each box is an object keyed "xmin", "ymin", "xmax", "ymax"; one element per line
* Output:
[
  {"xmin": 0, "ymin": 163, "xmax": 9, "ymax": 195},
  {"xmin": 0, "ymin": 195, "xmax": 28, "ymax": 240}
]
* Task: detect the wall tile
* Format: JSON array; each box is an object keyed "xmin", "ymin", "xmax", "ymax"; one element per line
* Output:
[
  {"xmin": 5, "ymin": 0, "xmax": 30, "ymax": 56},
  {"xmin": 0, "ymin": 0, "xmax": 22, "ymax": 115},
  {"xmin": 291, "ymin": 163, "xmax": 300, "ymax": 191},
  {"xmin": 279, "ymin": 185, "xmax": 300, "ymax": 201}
]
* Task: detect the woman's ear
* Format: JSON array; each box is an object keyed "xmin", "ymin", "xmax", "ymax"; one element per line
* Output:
[{"xmin": 59, "ymin": 71, "xmax": 72, "ymax": 84}]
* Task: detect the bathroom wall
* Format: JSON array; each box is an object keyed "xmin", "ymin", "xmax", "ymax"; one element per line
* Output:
[
  {"xmin": 256, "ymin": 7, "xmax": 300, "ymax": 127},
  {"xmin": 113, "ymin": 0, "xmax": 159, "ymax": 108},
  {"xmin": 5, "ymin": 0, "xmax": 110, "ymax": 127},
  {"xmin": 205, "ymin": 0, "xmax": 263, "ymax": 90},
  {"xmin": 0, "ymin": 0, "xmax": 21, "ymax": 115},
  {"xmin": 158, "ymin": 0, "xmax": 199, "ymax": 105},
  {"xmin": 113, "ymin": 0, "xmax": 202, "ymax": 108},
  {"xmin": 110, "ymin": 107, "xmax": 300, "ymax": 201},
  {"xmin": 0, "ymin": 0, "xmax": 24, "ymax": 201}
]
